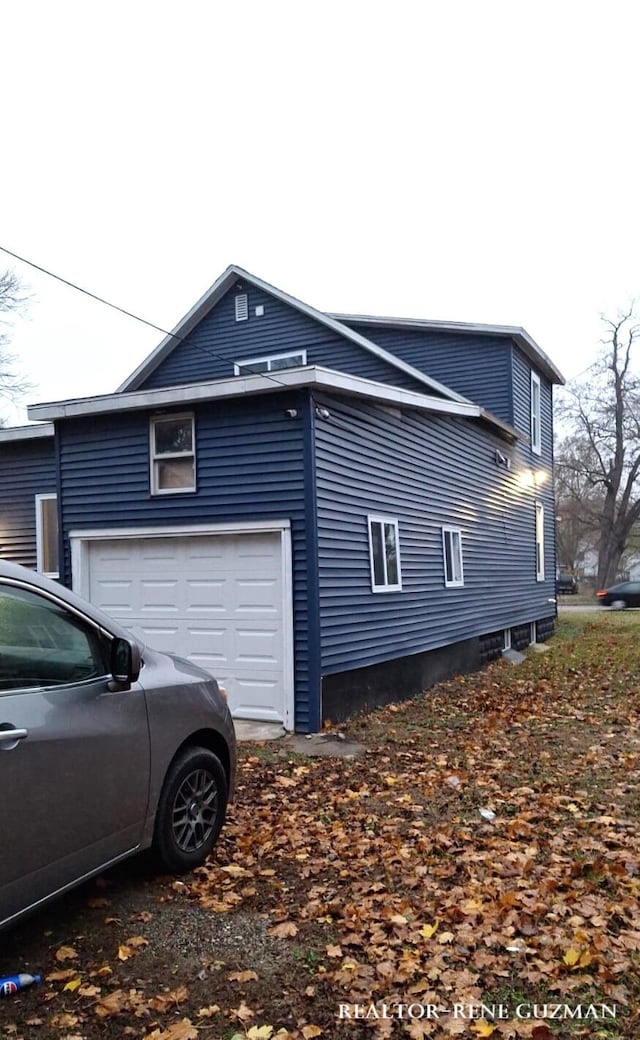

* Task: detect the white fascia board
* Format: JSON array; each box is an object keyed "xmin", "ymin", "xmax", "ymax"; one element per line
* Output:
[
  {"xmin": 330, "ymin": 312, "xmax": 565, "ymax": 386},
  {"xmin": 28, "ymin": 366, "xmax": 482, "ymax": 423},
  {"xmin": 311, "ymin": 368, "xmax": 480, "ymax": 418},
  {"xmin": 117, "ymin": 264, "xmax": 469, "ymax": 404},
  {"xmin": 117, "ymin": 265, "xmax": 243, "ymax": 391},
  {"xmin": 0, "ymin": 422, "xmax": 54, "ymax": 442}
]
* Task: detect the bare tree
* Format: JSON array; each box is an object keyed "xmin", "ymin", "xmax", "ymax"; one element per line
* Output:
[
  {"xmin": 0, "ymin": 269, "xmax": 33, "ymax": 421},
  {"xmin": 556, "ymin": 306, "xmax": 640, "ymax": 588}
]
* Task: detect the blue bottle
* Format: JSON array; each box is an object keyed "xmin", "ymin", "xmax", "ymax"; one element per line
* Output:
[{"xmin": 0, "ymin": 973, "xmax": 41, "ymax": 996}]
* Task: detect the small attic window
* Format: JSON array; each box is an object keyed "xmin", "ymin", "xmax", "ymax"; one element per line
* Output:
[{"xmin": 235, "ymin": 294, "xmax": 248, "ymax": 322}]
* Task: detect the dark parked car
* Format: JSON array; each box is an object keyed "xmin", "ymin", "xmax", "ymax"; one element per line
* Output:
[
  {"xmin": 556, "ymin": 572, "xmax": 579, "ymax": 595},
  {"xmin": 596, "ymin": 581, "xmax": 640, "ymax": 609},
  {"xmin": 0, "ymin": 559, "xmax": 236, "ymax": 931}
]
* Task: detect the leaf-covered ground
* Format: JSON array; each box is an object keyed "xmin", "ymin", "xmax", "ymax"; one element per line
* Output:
[{"xmin": 1, "ymin": 612, "xmax": 639, "ymax": 1040}]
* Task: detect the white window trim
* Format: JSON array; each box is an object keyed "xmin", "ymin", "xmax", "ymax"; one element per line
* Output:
[
  {"xmin": 503, "ymin": 628, "xmax": 512, "ymax": 652},
  {"xmin": 150, "ymin": 413, "xmax": 196, "ymax": 496},
  {"xmin": 35, "ymin": 493, "xmax": 59, "ymax": 578},
  {"xmin": 442, "ymin": 526, "xmax": 464, "ymax": 588},
  {"xmin": 530, "ymin": 371, "xmax": 541, "ymax": 456},
  {"xmin": 233, "ymin": 350, "xmax": 307, "ymax": 376},
  {"xmin": 535, "ymin": 500, "xmax": 545, "ymax": 581},
  {"xmin": 367, "ymin": 515, "xmax": 402, "ymax": 593}
]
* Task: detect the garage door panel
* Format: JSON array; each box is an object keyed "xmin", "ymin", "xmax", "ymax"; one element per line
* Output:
[{"xmin": 84, "ymin": 533, "xmax": 287, "ymax": 723}]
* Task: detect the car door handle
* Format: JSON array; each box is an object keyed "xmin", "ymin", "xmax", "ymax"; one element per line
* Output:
[{"xmin": 0, "ymin": 727, "xmax": 28, "ymax": 745}]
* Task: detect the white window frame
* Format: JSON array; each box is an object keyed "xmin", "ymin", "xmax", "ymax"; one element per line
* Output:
[
  {"xmin": 442, "ymin": 526, "xmax": 464, "ymax": 588},
  {"xmin": 503, "ymin": 628, "xmax": 512, "ymax": 652},
  {"xmin": 535, "ymin": 501, "xmax": 545, "ymax": 581},
  {"xmin": 367, "ymin": 515, "xmax": 402, "ymax": 593},
  {"xmin": 150, "ymin": 413, "xmax": 196, "ymax": 496},
  {"xmin": 530, "ymin": 371, "xmax": 541, "ymax": 455},
  {"xmin": 35, "ymin": 493, "xmax": 59, "ymax": 578},
  {"xmin": 233, "ymin": 350, "xmax": 307, "ymax": 376}
]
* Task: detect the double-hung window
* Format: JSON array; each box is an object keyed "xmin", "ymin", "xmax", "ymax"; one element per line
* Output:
[
  {"xmin": 442, "ymin": 526, "xmax": 464, "ymax": 587},
  {"xmin": 234, "ymin": 350, "xmax": 307, "ymax": 375},
  {"xmin": 150, "ymin": 414, "xmax": 196, "ymax": 495},
  {"xmin": 35, "ymin": 493, "xmax": 59, "ymax": 578},
  {"xmin": 367, "ymin": 516, "xmax": 402, "ymax": 592},
  {"xmin": 530, "ymin": 372, "xmax": 541, "ymax": 455},
  {"xmin": 535, "ymin": 501, "xmax": 545, "ymax": 581}
]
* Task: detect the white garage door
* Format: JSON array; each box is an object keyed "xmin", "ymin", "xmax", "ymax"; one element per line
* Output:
[{"xmin": 77, "ymin": 530, "xmax": 291, "ymax": 725}]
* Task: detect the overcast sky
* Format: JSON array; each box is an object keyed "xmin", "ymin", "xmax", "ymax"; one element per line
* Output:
[{"xmin": 2, "ymin": 1, "xmax": 639, "ymax": 425}]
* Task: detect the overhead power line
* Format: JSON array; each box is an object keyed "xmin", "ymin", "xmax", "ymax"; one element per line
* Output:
[{"xmin": 0, "ymin": 245, "xmax": 299, "ymax": 393}]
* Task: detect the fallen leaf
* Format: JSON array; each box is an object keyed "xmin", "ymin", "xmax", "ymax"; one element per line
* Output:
[
  {"xmin": 49, "ymin": 1013, "xmax": 79, "ymax": 1028},
  {"xmin": 232, "ymin": 1002, "xmax": 254, "ymax": 1023},
  {"xmin": 301, "ymin": 1027, "xmax": 322, "ymax": 1039},
  {"xmin": 471, "ymin": 1023, "xmax": 496, "ymax": 1037},
  {"xmin": 94, "ymin": 989, "xmax": 128, "ymax": 1018},
  {"xmin": 55, "ymin": 945, "xmax": 78, "ymax": 962},
  {"xmin": 197, "ymin": 1005, "xmax": 221, "ymax": 1018},
  {"xmin": 63, "ymin": 978, "xmax": 82, "ymax": 992},
  {"xmin": 46, "ymin": 969, "xmax": 77, "ymax": 982},
  {"xmin": 419, "ymin": 920, "xmax": 440, "ymax": 939},
  {"xmin": 268, "ymin": 921, "xmax": 298, "ymax": 938}
]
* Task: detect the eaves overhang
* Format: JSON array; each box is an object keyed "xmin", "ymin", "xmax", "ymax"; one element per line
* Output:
[
  {"xmin": 330, "ymin": 312, "xmax": 565, "ymax": 386},
  {"xmin": 0, "ymin": 422, "xmax": 54, "ymax": 442},
  {"xmin": 27, "ymin": 366, "xmax": 514, "ymax": 438}
]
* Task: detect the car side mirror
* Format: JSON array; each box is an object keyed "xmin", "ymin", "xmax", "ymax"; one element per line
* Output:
[{"xmin": 110, "ymin": 637, "xmax": 142, "ymax": 684}]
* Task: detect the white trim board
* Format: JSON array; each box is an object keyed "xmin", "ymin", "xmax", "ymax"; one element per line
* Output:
[
  {"xmin": 0, "ymin": 423, "xmax": 54, "ymax": 442},
  {"xmin": 70, "ymin": 520, "xmax": 295, "ymax": 731},
  {"xmin": 29, "ymin": 364, "xmax": 493, "ymax": 424}
]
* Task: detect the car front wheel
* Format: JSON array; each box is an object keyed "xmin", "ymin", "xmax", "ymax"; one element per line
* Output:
[{"xmin": 153, "ymin": 747, "xmax": 228, "ymax": 873}]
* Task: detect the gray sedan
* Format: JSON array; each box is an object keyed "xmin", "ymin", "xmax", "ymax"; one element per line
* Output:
[{"xmin": 0, "ymin": 559, "xmax": 236, "ymax": 931}]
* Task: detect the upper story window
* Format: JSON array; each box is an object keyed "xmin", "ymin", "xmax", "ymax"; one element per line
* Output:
[
  {"xmin": 150, "ymin": 414, "xmax": 196, "ymax": 495},
  {"xmin": 35, "ymin": 494, "xmax": 59, "ymax": 578},
  {"xmin": 442, "ymin": 526, "xmax": 464, "ymax": 587},
  {"xmin": 367, "ymin": 516, "xmax": 402, "ymax": 592},
  {"xmin": 234, "ymin": 350, "xmax": 307, "ymax": 376},
  {"xmin": 530, "ymin": 372, "xmax": 541, "ymax": 455},
  {"xmin": 535, "ymin": 501, "xmax": 545, "ymax": 581}
]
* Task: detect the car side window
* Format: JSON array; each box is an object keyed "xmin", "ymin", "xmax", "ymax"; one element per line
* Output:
[{"xmin": 0, "ymin": 583, "xmax": 110, "ymax": 691}]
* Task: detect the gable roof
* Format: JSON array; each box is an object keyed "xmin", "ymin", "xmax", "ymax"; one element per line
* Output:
[
  {"xmin": 118, "ymin": 265, "xmax": 470, "ymax": 404},
  {"xmin": 330, "ymin": 312, "xmax": 565, "ymax": 385}
]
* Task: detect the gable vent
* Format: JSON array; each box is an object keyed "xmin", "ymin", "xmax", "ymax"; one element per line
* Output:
[{"xmin": 235, "ymin": 294, "xmax": 248, "ymax": 322}]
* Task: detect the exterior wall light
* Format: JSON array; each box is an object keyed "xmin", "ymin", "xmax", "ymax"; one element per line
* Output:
[
  {"xmin": 315, "ymin": 407, "xmax": 330, "ymax": 419},
  {"xmin": 494, "ymin": 449, "xmax": 511, "ymax": 469}
]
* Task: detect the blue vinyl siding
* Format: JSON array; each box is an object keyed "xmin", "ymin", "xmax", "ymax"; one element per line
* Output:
[
  {"xmin": 314, "ymin": 393, "xmax": 555, "ymax": 676},
  {"xmin": 139, "ymin": 287, "xmax": 428, "ymax": 394},
  {"xmin": 0, "ymin": 437, "xmax": 57, "ymax": 569},
  {"xmin": 56, "ymin": 393, "xmax": 314, "ymax": 732},
  {"xmin": 340, "ymin": 322, "xmax": 514, "ymax": 422},
  {"xmin": 511, "ymin": 346, "xmax": 556, "ymax": 583},
  {"xmin": 512, "ymin": 347, "xmax": 553, "ymax": 464}
]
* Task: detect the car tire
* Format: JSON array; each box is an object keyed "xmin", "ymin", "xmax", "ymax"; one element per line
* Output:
[
  {"xmin": 153, "ymin": 747, "xmax": 228, "ymax": 873},
  {"xmin": 610, "ymin": 599, "xmax": 627, "ymax": 610}
]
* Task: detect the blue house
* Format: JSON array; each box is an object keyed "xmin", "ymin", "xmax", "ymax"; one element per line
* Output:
[{"xmin": 4, "ymin": 266, "xmax": 563, "ymax": 732}]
